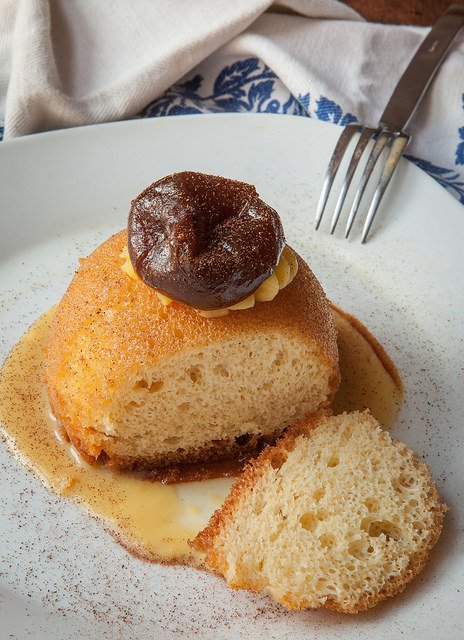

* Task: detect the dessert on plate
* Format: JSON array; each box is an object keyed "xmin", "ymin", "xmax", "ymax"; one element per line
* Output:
[
  {"xmin": 45, "ymin": 172, "xmax": 340, "ymax": 471},
  {"xmin": 10, "ymin": 169, "xmax": 445, "ymax": 611}
]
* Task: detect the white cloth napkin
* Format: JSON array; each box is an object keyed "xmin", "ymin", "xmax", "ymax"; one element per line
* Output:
[{"xmin": 2, "ymin": 0, "xmax": 464, "ymax": 202}]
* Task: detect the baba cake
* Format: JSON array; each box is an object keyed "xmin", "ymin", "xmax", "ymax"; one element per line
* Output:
[{"xmin": 45, "ymin": 173, "xmax": 340, "ymax": 470}]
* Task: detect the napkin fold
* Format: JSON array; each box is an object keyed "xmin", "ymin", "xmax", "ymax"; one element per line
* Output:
[{"xmin": 2, "ymin": 0, "xmax": 464, "ymax": 202}]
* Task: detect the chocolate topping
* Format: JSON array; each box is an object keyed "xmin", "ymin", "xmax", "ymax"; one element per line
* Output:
[{"xmin": 127, "ymin": 172, "xmax": 285, "ymax": 309}]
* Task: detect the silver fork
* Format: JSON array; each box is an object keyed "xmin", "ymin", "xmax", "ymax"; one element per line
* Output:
[{"xmin": 315, "ymin": 4, "xmax": 464, "ymax": 243}]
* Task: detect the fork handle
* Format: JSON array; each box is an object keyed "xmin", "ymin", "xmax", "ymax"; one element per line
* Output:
[{"xmin": 380, "ymin": 4, "xmax": 464, "ymax": 132}]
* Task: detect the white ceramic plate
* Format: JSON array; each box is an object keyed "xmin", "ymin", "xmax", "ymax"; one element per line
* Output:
[{"xmin": 0, "ymin": 114, "xmax": 463, "ymax": 640}]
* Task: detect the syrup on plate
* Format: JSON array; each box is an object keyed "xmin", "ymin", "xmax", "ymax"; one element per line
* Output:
[{"xmin": 0, "ymin": 305, "xmax": 402, "ymax": 568}]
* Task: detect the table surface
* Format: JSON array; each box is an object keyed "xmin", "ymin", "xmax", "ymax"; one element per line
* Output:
[{"xmin": 345, "ymin": 0, "xmax": 461, "ymax": 25}]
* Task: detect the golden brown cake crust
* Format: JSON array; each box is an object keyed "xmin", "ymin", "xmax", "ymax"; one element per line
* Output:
[
  {"xmin": 45, "ymin": 231, "xmax": 339, "ymax": 466},
  {"xmin": 192, "ymin": 411, "xmax": 448, "ymax": 613}
]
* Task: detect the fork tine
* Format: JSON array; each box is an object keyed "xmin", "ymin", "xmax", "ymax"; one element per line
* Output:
[
  {"xmin": 329, "ymin": 126, "xmax": 376, "ymax": 234},
  {"xmin": 315, "ymin": 123, "xmax": 360, "ymax": 230},
  {"xmin": 361, "ymin": 134, "xmax": 409, "ymax": 243},
  {"xmin": 344, "ymin": 129, "xmax": 391, "ymax": 238}
]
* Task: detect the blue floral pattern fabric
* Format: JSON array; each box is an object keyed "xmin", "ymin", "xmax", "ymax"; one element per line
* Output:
[
  {"xmin": 455, "ymin": 93, "xmax": 464, "ymax": 168},
  {"xmin": 141, "ymin": 57, "xmax": 464, "ymax": 204},
  {"xmin": 140, "ymin": 57, "xmax": 359, "ymax": 125},
  {"xmin": 141, "ymin": 58, "xmax": 307, "ymax": 117}
]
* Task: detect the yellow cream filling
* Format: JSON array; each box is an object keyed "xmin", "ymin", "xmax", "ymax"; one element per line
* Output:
[{"xmin": 120, "ymin": 245, "xmax": 298, "ymax": 317}]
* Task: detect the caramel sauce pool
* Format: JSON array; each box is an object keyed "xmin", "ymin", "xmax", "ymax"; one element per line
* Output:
[{"xmin": 0, "ymin": 305, "xmax": 402, "ymax": 569}]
